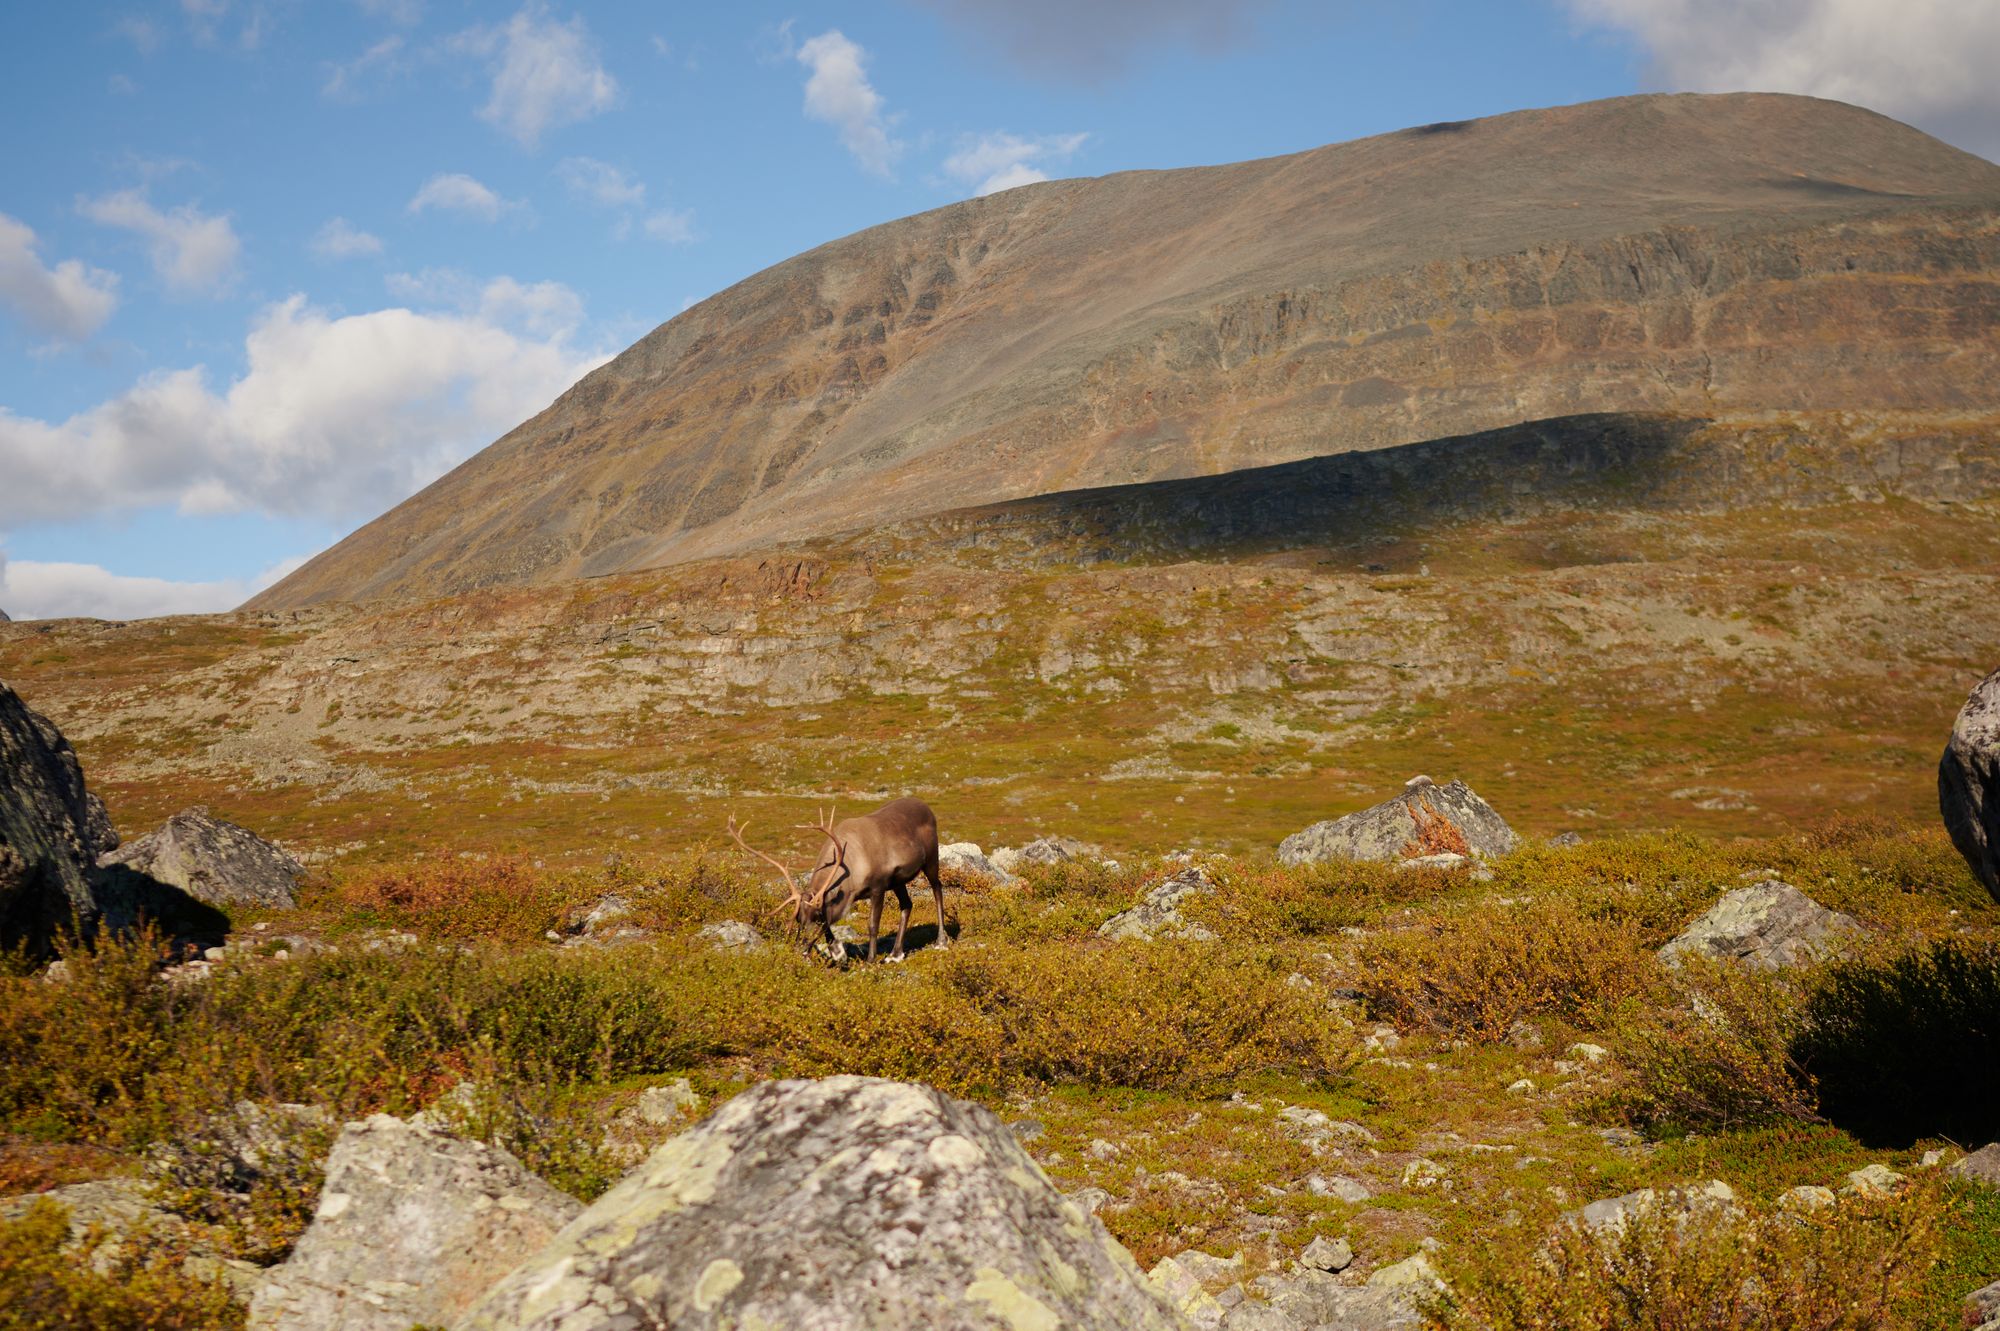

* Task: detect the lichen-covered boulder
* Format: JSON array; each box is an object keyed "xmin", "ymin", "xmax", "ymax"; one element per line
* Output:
[
  {"xmin": 1100, "ymin": 865, "xmax": 1218, "ymax": 941},
  {"xmin": 1278, "ymin": 777, "xmax": 1517, "ymax": 865},
  {"xmin": 1660, "ymin": 880, "xmax": 1858, "ymax": 970},
  {"xmin": 991, "ymin": 835, "xmax": 1093, "ymax": 876},
  {"xmin": 250, "ymin": 1115, "xmax": 580, "ymax": 1331},
  {"xmin": 100, "ymin": 807, "xmax": 304, "ymax": 910},
  {"xmin": 0, "ymin": 680, "xmax": 117, "ymax": 956},
  {"xmin": 1941, "ymin": 667, "xmax": 2000, "ymax": 901},
  {"xmin": 453, "ymin": 1076, "xmax": 1188, "ymax": 1331}
]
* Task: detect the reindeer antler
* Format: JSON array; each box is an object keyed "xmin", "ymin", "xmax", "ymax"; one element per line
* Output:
[
  {"xmin": 793, "ymin": 805, "xmax": 847, "ymax": 911},
  {"xmin": 728, "ymin": 815, "xmax": 806, "ymax": 921}
]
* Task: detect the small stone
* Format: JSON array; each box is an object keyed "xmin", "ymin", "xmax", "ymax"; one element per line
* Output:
[
  {"xmin": 1567, "ymin": 1042, "xmax": 1609, "ymax": 1063},
  {"xmin": 695, "ymin": 919, "xmax": 767, "ymax": 951},
  {"xmin": 1777, "ymin": 1184, "xmax": 1837, "ymax": 1212},
  {"xmin": 1098, "ymin": 865, "xmax": 1219, "ymax": 942},
  {"xmin": 1505, "ymin": 1020, "xmax": 1544, "ymax": 1050},
  {"xmin": 1299, "ymin": 1235, "xmax": 1353, "ymax": 1272},
  {"xmin": 1066, "ymin": 1186, "xmax": 1111, "ymax": 1215},
  {"xmin": 1008, "ymin": 1119, "xmax": 1046, "ymax": 1143},
  {"xmin": 1176, "ymin": 1250, "xmax": 1245, "ymax": 1283},
  {"xmin": 633, "ymin": 1078, "xmax": 700, "ymax": 1126},
  {"xmin": 1150, "ymin": 1256, "xmax": 1228, "ymax": 1330},
  {"xmin": 1087, "ymin": 1137, "xmax": 1121, "ymax": 1161},
  {"xmin": 1304, "ymin": 1173, "xmax": 1372, "ymax": 1203},
  {"xmin": 1951, "ymin": 1142, "xmax": 2000, "ymax": 1188},
  {"xmin": 203, "ymin": 945, "xmax": 228, "ymax": 962},
  {"xmin": 1843, "ymin": 1164, "xmax": 1907, "ymax": 1197},
  {"xmin": 1506, "ymin": 1078, "xmax": 1535, "ymax": 1094},
  {"xmin": 1402, "ymin": 1158, "xmax": 1446, "ymax": 1189},
  {"xmin": 1366, "ymin": 1252, "xmax": 1444, "ymax": 1292}
]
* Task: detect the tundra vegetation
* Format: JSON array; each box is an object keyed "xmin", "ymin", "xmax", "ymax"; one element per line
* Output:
[{"xmin": 2, "ymin": 816, "xmax": 1998, "ymax": 1328}]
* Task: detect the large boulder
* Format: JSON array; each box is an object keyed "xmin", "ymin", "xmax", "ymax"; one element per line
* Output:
[
  {"xmin": 939, "ymin": 842, "xmax": 1018, "ymax": 885},
  {"xmin": 1660, "ymin": 879, "xmax": 1858, "ymax": 971},
  {"xmin": 1099, "ymin": 865, "xmax": 1219, "ymax": 941},
  {"xmin": 1942, "ymin": 667, "xmax": 2000, "ymax": 901},
  {"xmin": 250, "ymin": 1115, "xmax": 581, "ymax": 1331},
  {"xmin": 100, "ymin": 807, "xmax": 304, "ymax": 910},
  {"xmin": 453, "ymin": 1076, "xmax": 1186, "ymax": 1331},
  {"xmin": 1278, "ymin": 777, "xmax": 1517, "ymax": 865},
  {"xmin": 0, "ymin": 681, "xmax": 117, "ymax": 955}
]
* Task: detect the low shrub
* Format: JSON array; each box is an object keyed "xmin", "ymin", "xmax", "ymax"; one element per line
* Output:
[
  {"xmin": 1607, "ymin": 955, "xmax": 1818, "ymax": 1135},
  {"xmin": 0, "ymin": 1198, "xmax": 246, "ymax": 1331},
  {"xmin": 1430, "ymin": 1176, "xmax": 1947, "ymax": 1331},
  {"xmin": 1356, "ymin": 895, "xmax": 1660, "ymax": 1041},
  {"xmin": 1795, "ymin": 938, "xmax": 2000, "ymax": 1146}
]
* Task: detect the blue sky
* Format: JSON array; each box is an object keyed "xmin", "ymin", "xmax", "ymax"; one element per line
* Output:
[{"xmin": 2, "ymin": 0, "xmax": 1996, "ymax": 620}]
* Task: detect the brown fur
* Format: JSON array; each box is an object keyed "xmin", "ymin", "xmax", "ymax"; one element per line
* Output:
[{"xmin": 797, "ymin": 797, "xmax": 947, "ymax": 962}]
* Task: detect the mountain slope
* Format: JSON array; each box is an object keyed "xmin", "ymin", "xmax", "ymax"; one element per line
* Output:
[{"xmin": 251, "ymin": 92, "xmax": 2000, "ymax": 610}]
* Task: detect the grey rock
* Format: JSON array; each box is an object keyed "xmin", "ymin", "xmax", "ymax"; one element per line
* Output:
[
  {"xmin": 1151, "ymin": 1255, "xmax": 1228, "ymax": 1328},
  {"xmin": 633, "ymin": 1078, "xmax": 701, "ymax": 1126},
  {"xmin": 990, "ymin": 835, "xmax": 1094, "ymax": 875},
  {"xmin": 1951, "ymin": 1142, "xmax": 2000, "ymax": 1187},
  {"xmin": 1660, "ymin": 880, "xmax": 1858, "ymax": 970},
  {"xmin": 251, "ymin": 1114, "xmax": 580, "ymax": 1331},
  {"xmin": 1305, "ymin": 1173, "xmax": 1373, "ymax": 1203},
  {"xmin": 1301, "ymin": 1235, "xmax": 1355, "ymax": 1272},
  {"xmin": 1067, "ymin": 1185, "xmax": 1113, "ymax": 1215},
  {"xmin": 1573, "ymin": 1180, "xmax": 1737, "ymax": 1234},
  {"xmin": 1248, "ymin": 1266, "xmax": 1425, "ymax": 1330},
  {"xmin": 561, "ymin": 893, "xmax": 651, "ymax": 947},
  {"xmin": 938, "ymin": 842, "xmax": 1018, "ymax": 884},
  {"xmin": 1278, "ymin": 778, "xmax": 1517, "ymax": 865},
  {"xmin": 1843, "ymin": 1164, "xmax": 1906, "ymax": 1197},
  {"xmin": 694, "ymin": 919, "xmax": 766, "ymax": 951},
  {"xmin": 1776, "ymin": 1184, "xmax": 1837, "ymax": 1212},
  {"xmin": 1942, "ymin": 667, "xmax": 2000, "ymax": 899},
  {"xmin": 100, "ymin": 807, "xmax": 304, "ymax": 910},
  {"xmin": 0, "ymin": 1176, "xmax": 171, "ymax": 1240},
  {"xmin": 1967, "ymin": 1278, "xmax": 2000, "ymax": 1326},
  {"xmin": 1099, "ymin": 865, "xmax": 1219, "ymax": 941},
  {"xmin": 1549, "ymin": 831, "xmax": 1584, "ymax": 847},
  {"xmin": 1175, "ymin": 1251, "xmax": 1245, "ymax": 1283},
  {"xmin": 453, "ymin": 1075, "xmax": 1184, "ymax": 1331},
  {"xmin": 0, "ymin": 681, "xmax": 116, "ymax": 955}
]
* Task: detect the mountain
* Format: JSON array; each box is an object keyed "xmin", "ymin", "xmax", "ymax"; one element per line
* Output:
[{"xmin": 250, "ymin": 92, "xmax": 2000, "ymax": 610}]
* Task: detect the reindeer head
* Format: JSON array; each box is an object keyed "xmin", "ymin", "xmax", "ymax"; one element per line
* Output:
[{"xmin": 727, "ymin": 808, "xmax": 852, "ymax": 937}]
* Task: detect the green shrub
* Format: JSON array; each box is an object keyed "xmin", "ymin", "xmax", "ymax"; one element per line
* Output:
[
  {"xmin": 1357, "ymin": 895, "xmax": 1660, "ymax": 1041},
  {"xmin": 1430, "ymin": 1176, "xmax": 1947, "ymax": 1331},
  {"xmin": 0, "ymin": 1198, "xmax": 246, "ymax": 1331}
]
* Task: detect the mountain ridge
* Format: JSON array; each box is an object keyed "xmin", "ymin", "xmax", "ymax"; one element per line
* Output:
[{"xmin": 250, "ymin": 91, "xmax": 2000, "ymax": 610}]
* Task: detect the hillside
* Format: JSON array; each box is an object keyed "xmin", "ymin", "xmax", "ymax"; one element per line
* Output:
[{"xmin": 250, "ymin": 92, "xmax": 2000, "ymax": 610}]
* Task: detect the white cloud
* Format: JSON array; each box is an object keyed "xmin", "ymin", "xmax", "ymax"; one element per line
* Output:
[
  {"xmin": 0, "ymin": 213, "xmax": 120, "ymax": 340},
  {"xmin": 797, "ymin": 30, "xmax": 902, "ymax": 177},
  {"xmin": 943, "ymin": 130, "xmax": 1088, "ymax": 196},
  {"xmin": 407, "ymin": 172, "xmax": 523, "ymax": 222},
  {"xmin": 115, "ymin": 16, "xmax": 162, "ymax": 54},
  {"xmin": 0, "ymin": 553, "xmax": 306, "ymax": 621},
  {"xmin": 454, "ymin": 6, "xmax": 619, "ymax": 149},
  {"xmin": 108, "ymin": 73, "xmax": 140, "ymax": 95},
  {"xmin": 310, "ymin": 217, "xmax": 384, "ymax": 260},
  {"xmin": 1564, "ymin": 0, "xmax": 2000, "ymax": 156},
  {"xmin": 77, "ymin": 188, "xmax": 239, "ymax": 295},
  {"xmin": 0, "ymin": 288, "xmax": 608, "ymax": 530},
  {"xmin": 323, "ymin": 34, "xmax": 408, "ymax": 100},
  {"xmin": 557, "ymin": 156, "xmax": 644, "ymax": 207},
  {"xmin": 642, "ymin": 208, "xmax": 695, "ymax": 244}
]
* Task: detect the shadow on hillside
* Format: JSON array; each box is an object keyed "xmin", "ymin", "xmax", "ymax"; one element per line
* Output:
[
  {"xmin": 887, "ymin": 412, "xmax": 1823, "ymax": 565},
  {"xmin": 1793, "ymin": 940, "xmax": 2000, "ymax": 1148},
  {"xmin": 93, "ymin": 864, "xmax": 232, "ymax": 953}
]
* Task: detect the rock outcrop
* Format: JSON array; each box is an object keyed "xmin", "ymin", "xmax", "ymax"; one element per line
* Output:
[
  {"xmin": 938, "ymin": 842, "xmax": 1017, "ymax": 884},
  {"xmin": 0, "ymin": 680, "xmax": 117, "ymax": 955},
  {"xmin": 454, "ymin": 1075, "xmax": 1183, "ymax": 1331},
  {"xmin": 1941, "ymin": 667, "xmax": 2000, "ymax": 900},
  {"xmin": 1953, "ymin": 1142, "xmax": 2000, "ymax": 1188},
  {"xmin": 1099, "ymin": 865, "xmax": 1219, "ymax": 941},
  {"xmin": 991, "ymin": 835, "xmax": 1092, "ymax": 876},
  {"xmin": 1660, "ymin": 879, "xmax": 1858, "ymax": 970},
  {"xmin": 250, "ymin": 1115, "xmax": 580, "ymax": 1331},
  {"xmin": 100, "ymin": 807, "xmax": 304, "ymax": 910},
  {"xmin": 1278, "ymin": 778, "xmax": 1517, "ymax": 865}
]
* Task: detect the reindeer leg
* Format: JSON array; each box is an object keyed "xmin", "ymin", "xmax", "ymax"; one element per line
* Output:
[
  {"xmin": 889, "ymin": 883, "xmax": 914, "ymax": 961},
  {"xmin": 866, "ymin": 888, "xmax": 886, "ymax": 963},
  {"xmin": 924, "ymin": 860, "xmax": 950, "ymax": 949}
]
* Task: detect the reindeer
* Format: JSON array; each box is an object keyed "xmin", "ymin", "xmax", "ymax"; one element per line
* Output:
[{"xmin": 728, "ymin": 797, "xmax": 949, "ymax": 962}]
